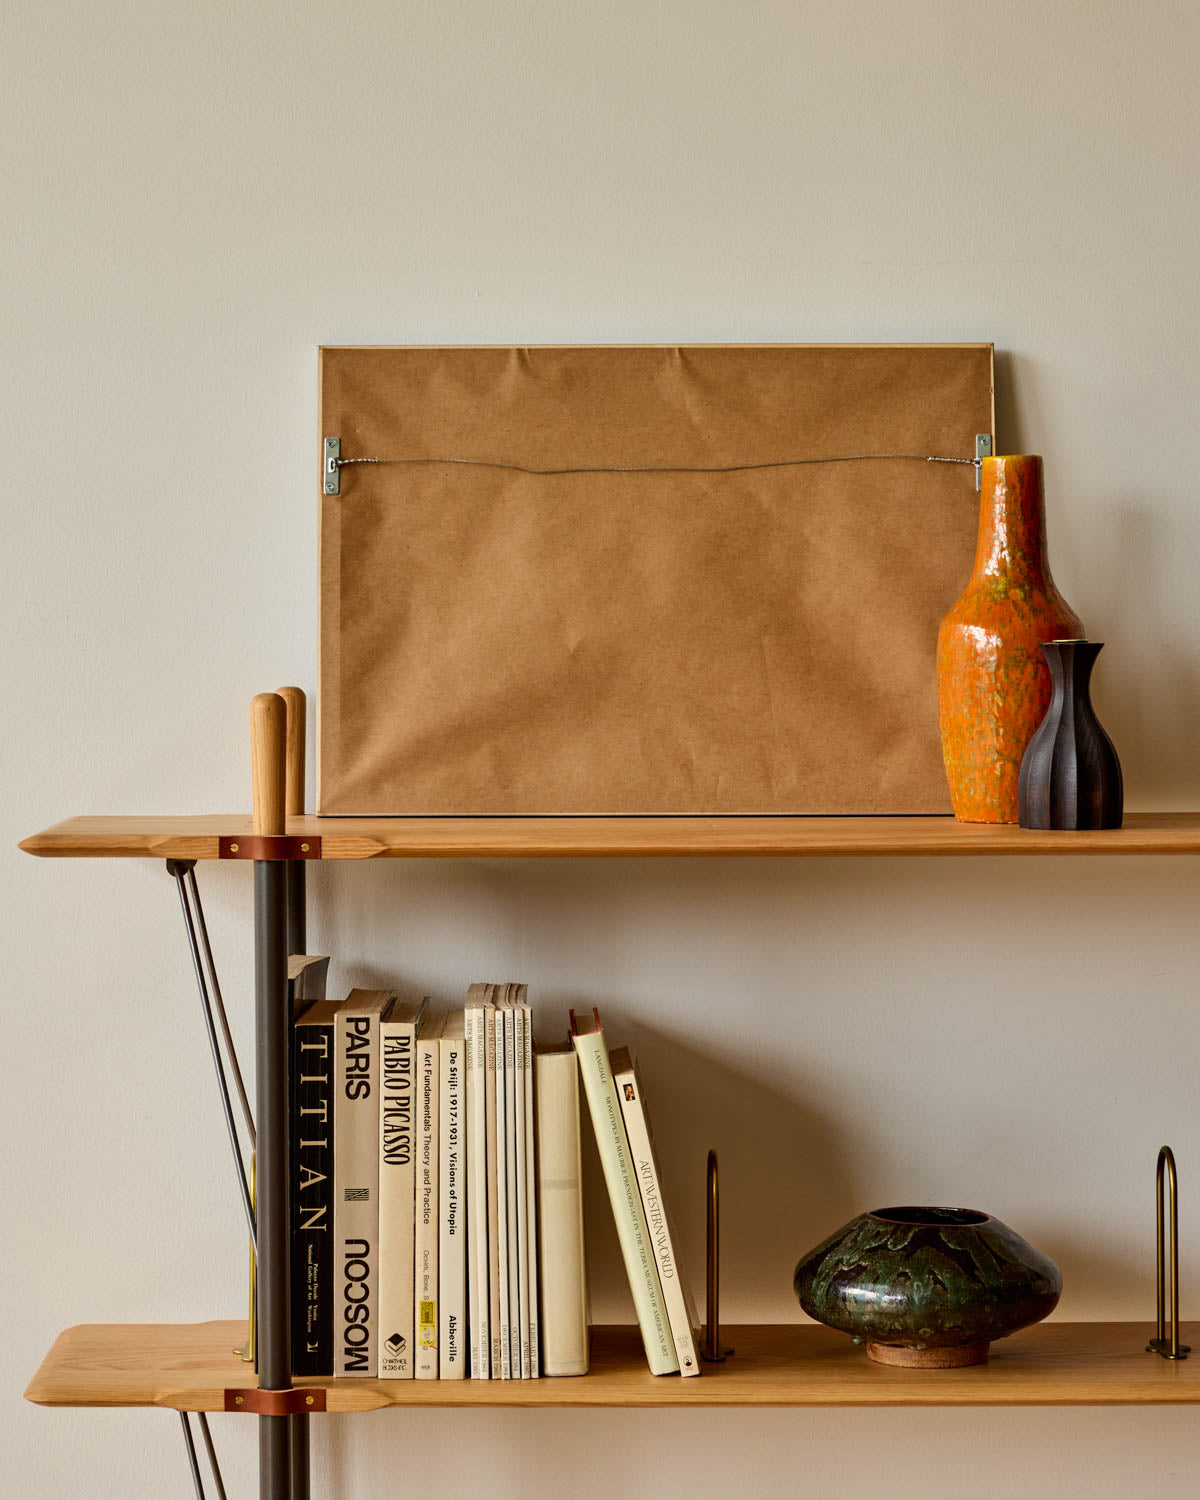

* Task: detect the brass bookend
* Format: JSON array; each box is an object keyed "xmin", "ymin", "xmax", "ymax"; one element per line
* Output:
[
  {"xmin": 234, "ymin": 1152, "xmax": 257, "ymax": 1364},
  {"xmin": 701, "ymin": 1149, "xmax": 733, "ymax": 1363},
  {"xmin": 1147, "ymin": 1145, "xmax": 1189, "ymax": 1359}
]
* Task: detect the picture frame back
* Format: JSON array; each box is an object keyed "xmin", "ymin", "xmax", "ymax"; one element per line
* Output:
[{"xmin": 319, "ymin": 343, "xmax": 994, "ymax": 815}]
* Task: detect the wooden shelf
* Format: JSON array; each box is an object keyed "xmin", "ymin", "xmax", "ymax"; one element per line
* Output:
[
  {"xmin": 25, "ymin": 1321, "xmax": 1200, "ymax": 1411},
  {"xmin": 18, "ymin": 811, "xmax": 1200, "ymax": 861}
]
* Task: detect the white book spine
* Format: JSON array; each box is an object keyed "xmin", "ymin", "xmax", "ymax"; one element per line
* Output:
[
  {"xmin": 612, "ymin": 1050, "xmax": 701, "ymax": 1376},
  {"xmin": 464, "ymin": 1000, "xmax": 489, "ymax": 1379},
  {"xmin": 535, "ymin": 1050, "xmax": 588, "ymax": 1376},
  {"xmin": 439, "ymin": 1027, "xmax": 466, "ymax": 1379},
  {"xmin": 513, "ymin": 1001, "xmax": 532, "ymax": 1378},
  {"xmin": 415, "ymin": 1027, "xmax": 440, "ymax": 1378},
  {"xmin": 485, "ymin": 1001, "xmax": 503, "ymax": 1377},
  {"xmin": 495, "ymin": 1003, "xmax": 512, "ymax": 1378},
  {"xmin": 503, "ymin": 999, "xmax": 520, "ymax": 1378},
  {"xmin": 334, "ymin": 1006, "xmax": 382, "ymax": 1377},
  {"xmin": 571, "ymin": 1022, "xmax": 677, "ymax": 1374},
  {"xmin": 378, "ymin": 1007, "xmax": 423, "ymax": 1378},
  {"xmin": 522, "ymin": 998, "xmax": 540, "ymax": 1377}
]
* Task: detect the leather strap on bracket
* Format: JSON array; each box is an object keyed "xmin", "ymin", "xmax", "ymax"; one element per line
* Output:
[
  {"xmin": 219, "ymin": 835, "xmax": 322, "ymax": 861},
  {"xmin": 224, "ymin": 1386, "xmax": 326, "ymax": 1415}
]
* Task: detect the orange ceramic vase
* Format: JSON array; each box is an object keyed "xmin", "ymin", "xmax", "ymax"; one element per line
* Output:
[{"xmin": 936, "ymin": 455, "xmax": 1084, "ymax": 823}]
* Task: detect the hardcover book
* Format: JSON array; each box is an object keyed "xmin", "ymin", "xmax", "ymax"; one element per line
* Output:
[
  {"xmin": 439, "ymin": 1017, "xmax": 467, "ymax": 1379},
  {"xmin": 377, "ymin": 995, "xmax": 428, "ymax": 1378},
  {"xmin": 291, "ymin": 997, "xmax": 339, "ymax": 1377},
  {"xmin": 334, "ymin": 989, "xmax": 395, "ymax": 1377},
  {"xmin": 610, "ymin": 1046, "xmax": 701, "ymax": 1376},
  {"xmin": 464, "ymin": 984, "xmax": 491, "ymax": 1378},
  {"xmin": 570, "ymin": 1009, "xmax": 677, "ymax": 1375},
  {"xmin": 534, "ymin": 1046, "xmax": 588, "ymax": 1376},
  {"xmin": 415, "ymin": 1011, "xmax": 445, "ymax": 1378}
]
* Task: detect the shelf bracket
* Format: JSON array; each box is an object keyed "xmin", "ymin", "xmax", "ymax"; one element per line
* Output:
[
  {"xmin": 219, "ymin": 835, "xmax": 321, "ymax": 861},
  {"xmin": 225, "ymin": 1386, "xmax": 326, "ymax": 1416}
]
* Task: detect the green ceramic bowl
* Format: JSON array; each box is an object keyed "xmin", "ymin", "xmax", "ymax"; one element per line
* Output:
[{"xmin": 793, "ymin": 1206, "xmax": 1061, "ymax": 1367}]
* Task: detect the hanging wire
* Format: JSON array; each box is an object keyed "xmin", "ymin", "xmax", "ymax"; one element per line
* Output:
[{"xmin": 334, "ymin": 452, "xmax": 975, "ymax": 478}]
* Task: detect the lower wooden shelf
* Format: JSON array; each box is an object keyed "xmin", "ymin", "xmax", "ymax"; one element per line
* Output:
[{"xmin": 25, "ymin": 1321, "xmax": 1200, "ymax": 1411}]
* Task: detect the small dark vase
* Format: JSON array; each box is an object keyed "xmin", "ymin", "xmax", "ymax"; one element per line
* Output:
[{"xmin": 1018, "ymin": 640, "xmax": 1123, "ymax": 830}]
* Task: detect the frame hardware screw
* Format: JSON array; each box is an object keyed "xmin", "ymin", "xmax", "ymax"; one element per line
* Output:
[{"xmin": 229, "ymin": 843, "xmax": 239, "ymax": 852}]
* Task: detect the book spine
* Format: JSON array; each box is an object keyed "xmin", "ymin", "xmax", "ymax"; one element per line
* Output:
[
  {"xmin": 522, "ymin": 999, "xmax": 540, "ymax": 1377},
  {"xmin": 613, "ymin": 1056, "xmax": 701, "ymax": 1376},
  {"xmin": 503, "ymin": 1003, "xmax": 520, "ymax": 1378},
  {"xmin": 377, "ymin": 1017, "xmax": 418, "ymax": 1378},
  {"xmin": 439, "ymin": 1031, "xmax": 466, "ymax": 1379},
  {"xmin": 484, "ymin": 1004, "xmax": 502, "ymax": 1377},
  {"xmin": 291, "ymin": 1018, "xmax": 336, "ymax": 1376},
  {"xmin": 415, "ymin": 1030, "xmax": 440, "ymax": 1378},
  {"xmin": 464, "ymin": 1004, "xmax": 489, "ymax": 1378},
  {"xmin": 572, "ymin": 1029, "xmax": 677, "ymax": 1374},
  {"xmin": 513, "ymin": 1003, "xmax": 532, "ymax": 1378},
  {"xmin": 534, "ymin": 1051, "xmax": 588, "ymax": 1376},
  {"xmin": 335, "ymin": 1011, "xmax": 381, "ymax": 1377},
  {"xmin": 494, "ymin": 1004, "xmax": 511, "ymax": 1377}
]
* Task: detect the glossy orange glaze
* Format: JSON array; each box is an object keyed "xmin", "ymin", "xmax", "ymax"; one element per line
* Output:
[{"xmin": 936, "ymin": 456, "xmax": 1084, "ymax": 823}]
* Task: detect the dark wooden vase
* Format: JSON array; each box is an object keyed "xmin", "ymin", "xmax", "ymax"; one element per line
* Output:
[{"xmin": 1018, "ymin": 639, "xmax": 1123, "ymax": 830}]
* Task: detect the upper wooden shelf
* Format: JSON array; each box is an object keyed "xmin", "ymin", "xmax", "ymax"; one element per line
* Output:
[
  {"xmin": 26, "ymin": 1321, "xmax": 1200, "ymax": 1411},
  {"xmin": 18, "ymin": 811, "xmax": 1200, "ymax": 861}
]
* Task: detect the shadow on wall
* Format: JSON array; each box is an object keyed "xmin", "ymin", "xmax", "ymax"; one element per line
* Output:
[{"xmin": 986, "ymin": 346, "xmax": 1200, "ymax": 807}]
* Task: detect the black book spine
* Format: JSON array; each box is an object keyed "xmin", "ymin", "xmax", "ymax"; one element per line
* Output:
[{"xmin": 291, "ymin": 1018, "xmax": 336, "ymax": 1376}]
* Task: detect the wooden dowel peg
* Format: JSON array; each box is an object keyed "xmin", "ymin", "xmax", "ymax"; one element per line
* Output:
[
  {"xmin": 275, "ymin": 686, "xmax": 306, "ymax": 818},
  {"xmin": 250, "ymin": 693, "xmax": 287, "ymax": 837}
]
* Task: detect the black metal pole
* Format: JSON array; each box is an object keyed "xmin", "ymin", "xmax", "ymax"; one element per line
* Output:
[
  {"xmin": 285, "ymin": 857, "xmax": 310, "ymax": 1500},
  {"xmin": 256, "ymin": 858, "xmax": 291, "ymax": 1499},
  {"xmin": 286, "ymin": 863, "xmax": 306, "ymax": 957}
]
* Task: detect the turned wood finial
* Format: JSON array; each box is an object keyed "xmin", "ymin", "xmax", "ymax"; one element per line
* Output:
[{"xmin": 250, "ymin": 693, "xmax": 287, "ymax": 836}]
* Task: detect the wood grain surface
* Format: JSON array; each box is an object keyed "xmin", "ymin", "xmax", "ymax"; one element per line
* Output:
[
  {"xmin": 18, "ymin": 812, "xmax": 1200, "ymax": 861},
  {"xmin": 25, "ymin": 1322, "xmax": 1200, "ymax": 1412}
]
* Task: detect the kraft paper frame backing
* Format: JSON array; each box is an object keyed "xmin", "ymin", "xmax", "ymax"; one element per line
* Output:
[{"xmin": 319, "ymin": 344, "xmax": 995, "ymax": 816}]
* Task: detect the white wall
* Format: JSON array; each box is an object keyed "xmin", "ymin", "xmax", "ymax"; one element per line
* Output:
[{"xmin": 4, "ymin": 2, "xmax": 1200, "ymax": 1495}]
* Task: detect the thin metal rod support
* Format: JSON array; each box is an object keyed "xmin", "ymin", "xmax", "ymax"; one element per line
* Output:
[
  {"xmin": 180, "ymin": 1412, "xmax": 206, "ymax": 1499},
  {"xmin": 196, "ymin": 1415, "xmax": 229, "ymax": 1500},
  {"xmin": 168, "ymin": 860, "xmax": 257, "ymax": 1252},
  {"xmin": 187, "ymin": 866, "xmax": 256, "ymax": 1149}
]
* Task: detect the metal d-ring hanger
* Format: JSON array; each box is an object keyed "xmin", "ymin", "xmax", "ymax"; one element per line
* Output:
[{"xmin": 322, "ymin": 435, "xmax": 995, "ymax": 493}]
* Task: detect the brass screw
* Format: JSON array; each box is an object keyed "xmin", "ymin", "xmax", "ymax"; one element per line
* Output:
[
  {"xmin": 300, "ymin": 843, "xmax": 310, "ymax": 852},
  {"xmin": 235, "ymin": 1396, "xmax": 244, "ymax": 1406},
  {"xmin": 230, "ymin": 843, "xmax": 239, "ymax": 853},
  {"xmin": 306, "ymin": 1395, "xmax": 314, "ymax": 1406}
]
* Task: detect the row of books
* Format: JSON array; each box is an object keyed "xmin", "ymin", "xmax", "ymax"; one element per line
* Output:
[{"xmin": 289, "ymin": 973, "xmax": 698, "ymax": 1379}]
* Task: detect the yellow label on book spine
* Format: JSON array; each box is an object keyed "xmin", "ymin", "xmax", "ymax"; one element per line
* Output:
[{"xmin": 419, "ymin": 1300, "xmax": 437, "ymax": 1346}]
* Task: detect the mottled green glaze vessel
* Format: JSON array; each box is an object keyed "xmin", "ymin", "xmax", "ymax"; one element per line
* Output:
[{"xmin": 793, "ymin": 1207, "xmax": 1061, "ymax": 1367}]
